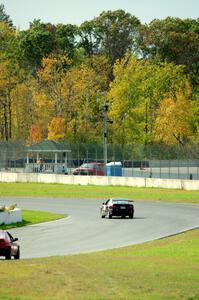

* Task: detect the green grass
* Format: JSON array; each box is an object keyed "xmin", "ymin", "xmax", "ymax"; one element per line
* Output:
[
  {"xmin": 0, "ymin": 182, "xmax": 198, "ymax": 299},
  {"xmin": 0, "ymin": 182, "xmax": 199, "ymax": 204},
  {"xmin": 0, "ymin": 228, "xmax": 198, "ymax": 300},
  {"xmin": 0, "ymin": 209, "xmax": 66, "ymax": 230}
]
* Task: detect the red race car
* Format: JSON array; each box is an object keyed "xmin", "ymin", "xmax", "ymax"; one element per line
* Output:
[
  {"xmin": 0, "ymin": 230, "xmax": 20, "ymax": 260},
  {"xmin": 73, "ymin": 162, "xmax": 105, "ymax": 176}
]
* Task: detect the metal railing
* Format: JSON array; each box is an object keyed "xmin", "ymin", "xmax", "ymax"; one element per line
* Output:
[{"xmin": 25, "ymin": 163, "xmax": 69, "ymax": 174}]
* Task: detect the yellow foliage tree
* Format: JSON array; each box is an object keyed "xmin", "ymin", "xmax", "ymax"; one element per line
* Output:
[
  {"xmin": 37, "ymin": 54, "xmax": 110, "ymax": 143},
  {"xmin": 0, "ymin": 59, "xmax": 19, "ymax": 140},
  {"xmin": 38, "ymin": 55, "xmax": 72, "ymax": 116},
  {"xmin": 155, "ymin": 83, "xmax": 192, "ymax": 144},
  {"xmin": 11, "ymin": 81, "xmax": 34, "ymax": 139},
  {"xmin": 108, "ymin": 53, "xmax": 189, "ymax": 145},
  {"xmin": 48, "ymin": 117, "xmax": 65, "ymax": 141}
]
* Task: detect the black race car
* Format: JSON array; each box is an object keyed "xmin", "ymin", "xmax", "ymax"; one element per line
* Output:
[{"xmin": 100, "ymin": 198, "xmax": 134, "ymax": 219}]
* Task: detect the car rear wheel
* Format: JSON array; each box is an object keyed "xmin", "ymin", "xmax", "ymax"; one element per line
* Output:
[
  {"xmin": 5, "ymin": 250, "xmax": 11, "ymax": 260},
  {"xmin": 129, "ymin": 213, "xmax": 134, "ymax": 219},
  {"xmin": 107, "ymin": 212, "xmax": 112, "ymax": 219}
]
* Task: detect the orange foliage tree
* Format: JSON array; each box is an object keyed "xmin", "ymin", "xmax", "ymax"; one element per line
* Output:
[{"xmin": 29, "ymin": 125, "xmax": 43, "ymax": 143}]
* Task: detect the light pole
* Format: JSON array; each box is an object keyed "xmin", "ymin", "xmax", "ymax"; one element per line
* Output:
[{"xmin": 103, "ymin": 97, "xmax": 108, "ymax": 165}]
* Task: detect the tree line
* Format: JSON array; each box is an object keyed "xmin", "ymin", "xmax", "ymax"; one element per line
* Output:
[{"xmin": 0, "ymin": 4, "xmax": 199, "ymax": 146}]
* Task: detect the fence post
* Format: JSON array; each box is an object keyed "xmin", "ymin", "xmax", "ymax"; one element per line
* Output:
[
  {"xmin": 150, "ymin": 159, "xmax": 152, "ymax": 178},
  {"xmin": 95, "ymin": 148, "xmax": 98, "ymax": 163},
  {"xmin": 178, "ymin": 160, "xmax": 180, "ymax": 179},
  {"xmin": 78, "ymin": 145, "xmax": 80, "ymax": 167},
  {"xmin": 132, "ymin": 160, "xmax": 134, "ymax": 177},
  {"xmin": 187, "ymin": 159, "xmax": 189, "ymax": 180},
  {"xmin": 86, "ymin": 150, "xmax": 88, "ymax": 164},
  {"xmin": 160, "ymin": 159, "xmax": 161, "ymax": 178}
]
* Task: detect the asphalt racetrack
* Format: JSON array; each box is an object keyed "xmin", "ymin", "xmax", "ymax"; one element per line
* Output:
[{"xmin": 2, "ymin": 197, "xmax": 199, "ymax": 259}]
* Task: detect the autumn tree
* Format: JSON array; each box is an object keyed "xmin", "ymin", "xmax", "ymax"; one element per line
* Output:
[
  {"xmin": 108, "ymin": 54, "xmax": 188, "ymax": 145},
  {"xmin": 0, "ymin": 23, "xmax": 20, "ymax": 140},
  {"xmin": 37, "ymin": 54, "xmax": 72, "ymax": 116},
  {"xmin": 1, "ymin": 10, "xmax": 198, "ymax": 148},
  {"xmin": 155, "ymin": 83, "xmax": 192, "ymax": 144},
  {"xmin": 48, "ymin": 117, "xmax": 65, "ymax": 140},
  {"xmin": 10, "ymin": 70, "xmax": 55, "ymax": 143},
  {"xmin": 37, "ymin": 52, "xmax": 110, "ymax": 143},
  {"xmin": 0, "ymin": 61, "xmax": 22, "ymax": 141},
  {"xmin": 29, "ymin": 125, "xmax": 43, "ymax": 143},
  {"xmin": 61, "ymin": 62, "xmax": 109, "ymax": 143},
  {"xmin": 11, "ymin": 80, "xmax": 35, "ymax": 140}
]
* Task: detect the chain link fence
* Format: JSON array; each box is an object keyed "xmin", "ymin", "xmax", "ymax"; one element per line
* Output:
[
  {"xmin": 1, "ymin": 141, "xmax": 199, "ymax": 180},
  {"xmin": 0, "ymin": 140, "xmax": 26, "ymax": 171}
]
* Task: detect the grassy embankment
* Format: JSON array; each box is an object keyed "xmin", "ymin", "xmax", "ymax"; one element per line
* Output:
[
  {"xmin": 0, "ymin": 210, "xmax": 66, "ymax": 230},
  {"xmin": 0, "ymin": 182, "xmax": 199, "ymax": 204},
  {"xmin": 0, "ymin": 182, "xmax": 198, "ymax": 300},
  {"xmin": 0, "ymin": 229, "xmax": 198, "ymax": 300}
]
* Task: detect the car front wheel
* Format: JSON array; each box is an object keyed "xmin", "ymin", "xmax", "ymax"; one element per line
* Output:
[{"xmin": 14, "ymin": 248, "xmax": 20, "ymax": 259}]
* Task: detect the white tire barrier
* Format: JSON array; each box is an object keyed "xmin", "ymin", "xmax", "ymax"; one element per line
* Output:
[{"xmin": 0, "ymin": 208, "xmax": 22, "ymax": 225}]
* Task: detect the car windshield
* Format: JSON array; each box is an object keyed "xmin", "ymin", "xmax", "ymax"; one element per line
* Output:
[
  {"xmin": 0, "ymin": 231, "xmax": 9, "ymax": 240},
  {"xmin": 112, "ymin": 200, "xmax": 129, "ymax": 204},
  {"xmin": 0, "ymin": 231, "xmax": 6, "ymax": 239},
  {"xmin": 80, "ymin": 163, "xmax": 95, "ymax": 168}
]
